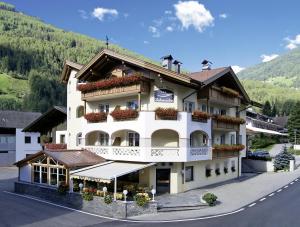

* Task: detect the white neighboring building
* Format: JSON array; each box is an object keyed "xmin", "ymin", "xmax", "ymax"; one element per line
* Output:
[
  {"xmin": 0, "ymin": 110, "xmax": 41, "ymax": 166},
  {"xmin": 61, "ymin": 50, "xmax": 256, "ymax": 194}
]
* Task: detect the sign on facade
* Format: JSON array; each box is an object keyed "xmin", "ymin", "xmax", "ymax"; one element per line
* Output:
[{"xmin": 154, "ymin": 89, "xmax": 174, "ymax": 103}]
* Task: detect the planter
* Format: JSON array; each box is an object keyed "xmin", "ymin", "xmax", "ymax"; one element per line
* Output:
[
  {"xmin": 155, "ymin": 108, "xmax": 178, "ymax": 120},
  {"xmin": 110, "ymin": 109, "xmax": 139, "ymax": 121},
  {"xmin": 84, "ymin": 112, "xmax": 107, "ymax": 123},
  {"xmin": 213, "ymin": 144, "xmax": 245, "ymax": 152},
  {"xmin": 192, "ymin": 111, "xmax": 210, "ymax": 122},
  {"xmin": 213, "ymin": 115, "xmax": 245, "ymax": 125},
  {"xmin": 77, "ymin": 74, "xmax": 145, "ymax": 93}
]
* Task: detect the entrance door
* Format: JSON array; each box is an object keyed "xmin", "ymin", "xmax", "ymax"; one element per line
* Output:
[{"xmin": 156, "ymin": 169, "xmax": 170, "ymax": 194}]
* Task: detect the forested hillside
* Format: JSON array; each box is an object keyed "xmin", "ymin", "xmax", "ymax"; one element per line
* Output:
[{"xmin": 0, "ymin": 2, "xmax": 156, "ymax": 112}]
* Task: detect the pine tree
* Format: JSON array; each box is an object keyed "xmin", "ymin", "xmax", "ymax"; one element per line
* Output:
[
  {"xmin": 287, "ymin": 102, "xmax": 300, "ymax": 143},
  {"xmin": 273, "ymin": 146, "xmax": 295, "ymax": 171},
  {"xmin": 271, "ymin": 104, "xmax": 277, "ymax": 117},
  {"xmin": 262, "ymin": 101, "xmax": 272, "ymax": 116}
]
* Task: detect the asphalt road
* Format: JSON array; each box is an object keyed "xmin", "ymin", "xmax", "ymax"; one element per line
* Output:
[{"xmin": 1, "ymin": 179, "xmax": 300, "ymax": 227}]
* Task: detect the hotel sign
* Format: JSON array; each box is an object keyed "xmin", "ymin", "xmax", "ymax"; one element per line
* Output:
[{"xmin": 154, "ymin": 89, "xmax": 174, "ymax": 103}]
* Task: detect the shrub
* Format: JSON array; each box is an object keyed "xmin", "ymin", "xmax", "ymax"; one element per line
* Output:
[
  {"xmin": 104, "ymin": 195, "xmax": 113, "ymax": 204},
  {"xmin": 202, "ymin": 193, "xmax": 218, "ymax": 206},
  {"xmin": 206, "ymin": 169, "xmax": 211, "ymax": 177},
  {"xmin": 250, "ymin": 134, "xmax": 278, "ymax": 149},
  {"xmin": 248, "ymin": 155, "xmax": 272, "ymax": 161},
  {"xmin": 110, "ymin": 109, "xmax": 138, "ymax": 121},
  {"xmin": 82, "ymin": 192, "xmax": 93, "ymax": 201},
  {"xmin": 192, "ymin": 111, "xmax": 211, "ymax": 121},
  {"xmin": 84, "ymin": 112, "xmax": 107, "ymax": 123},
  {"xmin": 213, "ymin": 115, "xmax": 245, "ymax": 125},
  {"xmin": 155, "ymin": 108, "xmax": 178, "ymax": 120},
  {"xmin": 215, "ymin": 168, "xmax": 221, "ymax": 176},
  {"xmin": 274, "ymin": 146, "xmax": 295, "ymax": 171},
  {"xmin": 96, "ymin": 190, "xmax": 105, "ymax": 197},
  {"xmin": 57, "ymin": 182, "xmax": 69, "ymax": 195},
  {"xmin": 115, "ymin": 193, "xmax": 123, "ymax": 200},
  {"xmin": 213, "ymin": 144, "xmax": 245, "ymax": 152},
  {"xmin": 73, "ymin": 182, "xmax": 80, "ymax": 192},
  {"xmin": 134, "ymin": 193, "xmax": 150, "ymax": 207},
  {"xmin": 77, "ymin": 74, "xmax": 143, "ymax": 93},
  {"xmin": 224, "ymin": 167, "xmax": 228, "ymax": 174}
]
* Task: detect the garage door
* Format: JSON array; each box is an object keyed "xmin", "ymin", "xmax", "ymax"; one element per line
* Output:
[{"xmin": 0, "ymin": 151, "xmax": 16, "ymax": 166}]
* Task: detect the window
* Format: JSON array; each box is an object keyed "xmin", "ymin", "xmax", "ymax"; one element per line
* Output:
[
  {"xmin": 33, "ymin": 165, "xmax": 40, "ymax": 183},
  {"xmin": 128, "ymin": 132, "xmax": 139, "ymax": 146},
  {"xmin": 76, "ymin": 106, "xmax": 84, "ymax": 118},
  {"xmin": 37, "ymin": 137, "xmax": 40, "ymax": 144},
  {"xmin": 220, "ymin": 134, "xmax": 226, "ymax": 145},
  {"xmin": 0, "ymin": 151, "xmax": 8, "ymax": 154},
  {"xmin": 50, "ymin": 168, "xmax": 57, "ymax": 186},
  {"xmin": 100, "ymin": 133, "xmax": 109, "ymax": 146},
  {"xmin": 185, "ymin": 166, "xmax": 194, "ymax": 182},
  {"xmin": 210, "ymin": 107, "xmax": 214, "ymax": 114},
  {"xmin": 99, "ymin": 104, "xmax": 109, "ymax": 113},
  {"xmin": 230, "ymin": 134, "xmax": 235, "ymax": 145},
  {"xmin": 201, "ymin": 104, "xmax": 207, "ymax": 112},
  {"xmin": 76, "ymin": 133, "xmax": 82, "ymax": 146},
  {"xmin": 41, "ymin": 167, "xmax": 48, "ymax": 184},
  {"xmin": 58, "ymin": 168, "xmax": 66, "ymax": 184},
  {"xmin": 184, "ymin": 101, "xmax": 195, "ymax": 113},
  {"xmin": 25, "ymin": 136, "xmax": 31, "ymax": 144},
  {"xmin": 220, "ymin": 109, "xmax": 226, "ymax": 115},
  {"xmin": 60, "ymin": 134, "xmax": 66, "ymax": 144},
  {"xmin": 127, "ymin": 100, "xmax": 138, "ymax": 110}
]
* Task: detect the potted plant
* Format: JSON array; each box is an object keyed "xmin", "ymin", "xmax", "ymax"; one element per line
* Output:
[
  {"xmin": 192, "ymin": 111, "xmax": 211, "ymax": 122},
  {"xmin": 110, "ymin": 109, "xmax": 138, "ymax": 121},
  {"xmin": 155, "ymin": 108, "xmax": 178, "ymax": 120},
  {"xmin": 84, "ymin": 112, "xmax": 107, "ymax": 123}
]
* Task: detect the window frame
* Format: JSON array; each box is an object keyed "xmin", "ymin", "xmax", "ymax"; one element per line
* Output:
[
  {"xmin": 25, "ymin": 136, "xmax": 31, "ymax": 144},
  {"xmin": 185, "ymin": 166, "xmax": 194, "ymax": 182}
]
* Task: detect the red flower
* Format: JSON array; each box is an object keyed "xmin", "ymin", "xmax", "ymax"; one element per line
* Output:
[
  {"xmin": 110, "ymin": 109, "xmax": 138, "ymax": 121},
  {"xmin": 192, "ymin": 111, "xmax": 211, "ymax": 121},
  {"xmin": 155, "ymin": 108, "xmax": 178, "ymax": 120},
  {"xmin": 213, "ymin": 115, "xmax": 245, "ymax": 125},
  {"xmin": 84, "ymin": 112, "xmax": 107, "ymax": 123}
]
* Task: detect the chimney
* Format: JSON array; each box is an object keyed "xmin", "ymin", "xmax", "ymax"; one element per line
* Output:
[
  {"xmin": 173, "ymin": 60, "xmax": 182, "ymax": 74},
  {"xmin": 202, "ymin": 59, "xmax": 212, "ymax": 70},
  {"xmin": 161, "ymin": 55, "xmax": 173, "ymax": 70}
]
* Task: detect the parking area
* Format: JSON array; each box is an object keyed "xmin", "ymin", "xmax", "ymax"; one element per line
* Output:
[{"xmin": 0, "ymin": 167, "xmax": 18, "ymax": 191}]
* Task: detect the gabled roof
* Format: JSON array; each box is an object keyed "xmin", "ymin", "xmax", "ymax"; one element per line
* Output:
[
  {"xmin": 189, "ymin": 67, "xmax": 251, "ymax": 103},
  {"xmin": 22, "ymin": 106, "xmax": 67, "ymax": 133},
  {"xmin": 15, "ymin": 149, "xmax": 106, "ymax": 168},
  {"xmin": 0, "ymin": 110, "xmax": 41, "ymax": 129},
  {"xmin": 75, "ymin": 49, "xmax": 202, "ymax": 87},
  {"xmin": 61, "ymin": 60, "xmax": 83, "ymax": 83}
]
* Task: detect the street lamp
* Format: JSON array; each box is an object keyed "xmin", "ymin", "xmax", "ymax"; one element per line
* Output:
[
  {"xmin": 151, "ymin": 189, "xmax": 156, "ymax": 202},
  {"xmin": 79, "ymin": 183, "xmax": 83, "ymax": 193},
  {"xmin": 103, "ymin": 186, "xmax": 107, "ymax": 197},
  {"xmin": 123, "ymin": 190, "xmax": 128, "ymax": 202}
]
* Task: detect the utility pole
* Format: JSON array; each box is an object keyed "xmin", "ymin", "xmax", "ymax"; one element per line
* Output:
[{"xmin": 294, "ymin": 129, "xmax": 297, "ymax": 144}]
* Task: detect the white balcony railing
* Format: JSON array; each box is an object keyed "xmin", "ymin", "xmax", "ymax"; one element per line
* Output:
[{"xmin": 85, "ymin": 146, "xmax": 212, "ymax": 162}]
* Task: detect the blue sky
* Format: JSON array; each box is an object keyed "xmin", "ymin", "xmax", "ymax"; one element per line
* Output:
[{"xmin": 4, "ymin": 0, "xmax": 300, "ymax": 72}]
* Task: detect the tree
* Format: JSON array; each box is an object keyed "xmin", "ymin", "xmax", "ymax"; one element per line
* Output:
[
  {"xmin": 287, "ymin": 102, "xmax": 300, "ymax": 143},
  {"xmin": 271, "ymin": 104, "xmax": 277, "ymax": 117},
  {"xmin": 262, "ymin": 101, "xmax": 272, "ymax": 116},
  {"xmin": 273, "ymin": 146, "xmax": 295, "ymax": 171}
]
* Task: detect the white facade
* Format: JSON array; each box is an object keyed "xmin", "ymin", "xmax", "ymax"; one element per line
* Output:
[{"xmin": 15, "ymin": 129, "xmax": 41, "ymax": 161}]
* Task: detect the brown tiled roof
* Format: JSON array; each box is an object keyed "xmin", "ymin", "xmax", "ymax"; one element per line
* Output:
[
  {"xmin": 15, "ymin": 149, "xmax": 106, "ymax": 168},
  {"xmin": 188, "ymin": 67, "xmax": 228, "ymax": 83}
]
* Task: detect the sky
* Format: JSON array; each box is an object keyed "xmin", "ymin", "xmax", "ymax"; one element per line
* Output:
[{"xmin": 4, "ymin": 0, "xmax": 300, "ymax": 72}]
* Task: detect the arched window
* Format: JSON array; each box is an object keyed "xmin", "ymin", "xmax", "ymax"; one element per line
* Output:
[
  {"xmin": 77, "ymin": 133, "xmax": 83, "ymax": 146},
  {"xmin": 76, "ymin": 106, "xmax": 84, "ymax": 118}
]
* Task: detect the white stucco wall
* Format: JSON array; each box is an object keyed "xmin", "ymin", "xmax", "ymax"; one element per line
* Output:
[
  {"xmin": 15, "ymin": 129, "xmax": 41, "ymax": 161},
  {"xmin": 19, "ymin": 164, "xmax": 31, "ymax": 182}
]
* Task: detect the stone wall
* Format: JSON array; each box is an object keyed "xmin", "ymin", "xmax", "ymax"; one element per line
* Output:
[{"xmin": 15, "ymin": 181, "xmax": 157, "ymax": 218}]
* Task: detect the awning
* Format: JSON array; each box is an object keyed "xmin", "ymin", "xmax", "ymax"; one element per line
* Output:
[
  {"xmin": 246, "ymin": 125, "xmax": 288, "ymax": 136},
  {"xmin": 70, "ymin": 161, "xmax": 156, "ymax": 183}
]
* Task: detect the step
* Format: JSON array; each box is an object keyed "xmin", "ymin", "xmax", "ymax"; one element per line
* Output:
[{"xmin": 158, "ymin": 203, "xmax": 208, "ymax": 212}]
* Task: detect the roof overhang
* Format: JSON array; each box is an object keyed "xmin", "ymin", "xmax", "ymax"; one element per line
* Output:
[
  {"xmin": 70, "ymin": 161, "xmax": 156, "ymax": 183},
  {"xmin": 61, "ymin": 60, "xmax": 83, "ymax": 84},
  {"xmin": 246, "ymin": 125, "xmax": 288, "ymax": 136}
]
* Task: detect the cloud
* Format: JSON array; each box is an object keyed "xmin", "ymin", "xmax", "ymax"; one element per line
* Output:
[
  {"xmin": 260, "ymin": 54, "xmax": 279, "ymax": 63},
  {"xmin": 174, "ymin": 1, "xmax": 214, "ymax": 32},
  {"xmin": 166, "ymin": 26, "xmax": 174, "ymax": 32},
  {"xmin": 231, "ymin": 65, "xmax": 245, "ymax": 74},
  {"xmin": 285, "ymin": 34, "xmax": 300, "ymax": 50},
  {"xmin": 78, "ymin": 10, "xmax": 88, "ymax": 19},
  {"xmin": 148, "ymin": 26, "xmax": 160, "ymax": 38},
  {"xmin": 165, "ymin": 10, "xmax": 172, "ymax": 15},
  {"xmin": 219, "ymin": 13, "xmax": 227, "ymax": 19},
  {"xmin": 92, "ymin": 7, "xmax": 118, "ymax": 21},
  {"xmin": 143, "ymin": 40, "xmax": 149, "ymax": 44}
]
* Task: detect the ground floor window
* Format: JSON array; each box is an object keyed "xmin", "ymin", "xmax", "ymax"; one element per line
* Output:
[
  {"xmin": 185, "ymin": 166, "xmax": 194, "ymax": 182},
  {"xmin": 50, "ymin": 168, "xmax": 57, "ymax": 186},
  {"xmin": 41, "ymin": 167, "xmax": 48, "ymax": 184},
  {"xmin": 59, "ymin": 168, "xmax": 66, "ymax": 184},
  {"xmin": 34, "ymin": 165, "xmax": 40, "ymax": 183}
]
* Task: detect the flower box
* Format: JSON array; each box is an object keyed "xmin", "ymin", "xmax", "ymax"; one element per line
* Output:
[
  {"xmin": 213, "ymin": 144, "xmax": 245, "ymax": 152},
  {"xmin": 192, "ymin": 111, "xmax": 211, "ymax": 122},
  {"xmin": 221, "ymin": 86, "xmax": 240, "ymax": 98},
  {"xmin": 77, "ymin": 74, "xmax": 145, "ymax": 93},
  {"xmin": 110, "ymin": 109, "xmax": 138, "ymax": 121},
  {"xmin": 155, "ymin": 108, "xmax": 178, "ymax": 120},
  {"xmin": 213, "ymin": 115, "xmax": 245, "ymax": 125},
  {"xmin": 45, "ymin": 143, "xmax": 67, "ymax": 150},
  {"xmin": 84, "ymin": 112, "xmax": 107, "ymax": 123}
]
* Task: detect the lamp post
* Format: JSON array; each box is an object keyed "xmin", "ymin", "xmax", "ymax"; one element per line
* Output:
[
  {"xmin": 123, "ymin": 190, "xmax": 128, "ymax": 202},
  {"xmin": 151, "ymin": 189, "xmax": 156, "ymax": 202},
  {"xmin": 294, "ymin": 129, "xmax": 297, "ymax": 144},
  {"xmin": 103, "ymin": 186, "xmax": 107, "ymax": 197},
  {"xmin": 79, "ymin": 183, "xmax": 83, "ymax": 193}
]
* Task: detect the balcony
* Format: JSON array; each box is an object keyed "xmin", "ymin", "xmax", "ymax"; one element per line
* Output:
[
  {"xmin": 212, "ymin": 115, "xmax": 245, "ymax": 131},
  {"xmin": 198, "ymin": 86, "xmax": 241, "ymax": 107},
  {"xmin": 213, "ymin": 120, "xmax": 239, "ymax": 131},
  {"xmin": 85, "ymin": 146, "xmax": 212, "ymax": 162},
  {"xmin": 78, "ymin": 76, "xmax": 150, "ymax": 101}
]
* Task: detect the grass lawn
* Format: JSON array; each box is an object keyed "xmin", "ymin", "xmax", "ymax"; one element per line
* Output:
[
  {"xmin": 288, "ymin": 148, "xmax": 300, "ymax": 156},
  {"xmin": 0, "ymin": 73, "xmax": 29, "ymax": 100}
]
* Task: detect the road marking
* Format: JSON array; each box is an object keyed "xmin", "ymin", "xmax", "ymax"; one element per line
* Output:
[
  {"xmin": 277, "ymin": 189, "xmax": 282, "ymax": 192},
  {"xmin": 284, "ymin": 185, "xmax": 289, "ymax": 188},
  {"xmin": 260, "ymin": 198, "xmax": 266, "ymax": 202},
  {"xmin": 290, "ymin": 182, "xmax": 294, "ymax": 185},
  {"xmin": 268, "ymin": 193, "xmax": 274, "ymax": 197},
  {"xmin": 248, "ymin": 203, "xmax": 256, "ymax": 207},
  {"xmin": 2, "ymin": 191, "xmax": 246, "ymax": 223}
]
